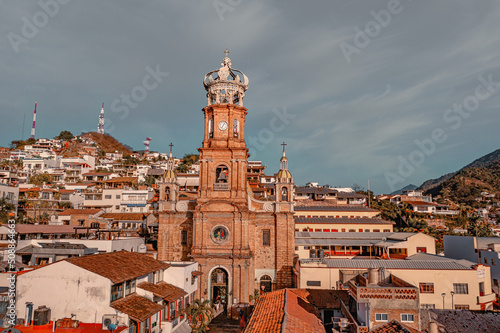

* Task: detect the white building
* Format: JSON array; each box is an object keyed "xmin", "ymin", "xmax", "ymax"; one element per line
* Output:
[{"xmin": 16, "ymin": 251, "xmax": 195, "ymax": 333}]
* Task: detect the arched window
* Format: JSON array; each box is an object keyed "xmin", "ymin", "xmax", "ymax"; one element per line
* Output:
[
  {"xmin": 233, "ymin": 119, "xmax": 239, "ymax": 138},
  {"xmin": 281, "ymin": 187, "xmax": 289, "ymax": 201},
  {"xmin": 260, "ymin": 275, "xmax": 272, "ymax": 293},
  {"xmin": 165, "ymin": 186, "xmax": 170, "ymax": 199},
  {"xmin": 215, "ymin": 165, "xmax": 229, "ymax": 183},
  {"xmin": 208, "ymin": 117, "xmax": 214, "ymax": 138}
]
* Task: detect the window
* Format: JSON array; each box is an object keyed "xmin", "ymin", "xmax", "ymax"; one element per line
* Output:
[
  {"xmin": 455, "ymin": 305, "xmax": 469, "ymax": 310},
  {"xmin": 116, "ymin": 195, "xmax": 121, "ymax": 199},
  {"xmin": 421, "ymin": 304, "xmax": 435, "ymax": 309},
  {"xmin": 373, "ymin": 229, "xmax": 380, "ymax": 232},
  {"xmin": 115, "ymin": 205, "xmax": 120, "ymax": 210},
  {"xmin": 215, "ymin": 165, "xmax": 228, "ymax": 183},
  {"xmin": 323, "ymin": 229, "xmax": 330, "ymax": 232},
  {"xmin": 105, "ymin": 195, "xmax": 112, "ymax": 199},
  {"xmin": 281, "ymin": 187, "xmax": 289, "ymax": 201},
  {"xmin": 348, "ymin": 229, "xmax": 355, "ymax": 232},
  {"xmin": 125, "ymin": 279, "xmax": 136, "ymax": 296},
  {"xmin": 260, "ymin": 275, "xmax": 272, "ymax": 292},
  {"xmin": 262, "ymin": 229, "xmax": 270, "ymax": 246},
  {"xmin": 484, "ymin": 258, "xmax": 488, "ymax": 264},
  {"xmin": 359, "ymin": 229, "xmax": 363, "ymax": 232},
  {"xmin": 453, "ymin": 283, "xmax": 469, "ymax": 294},
  {"xmin": 494, "ymin": 279, "xmax": 498, "ymax": 286},
  {"xmin": 315, "ymin": 229, "xmax": 322, "ymax": 232},
  {"xmin": 306, "ymin": 281, "xmax": 321, "ymax": 287},
  {"xmin": 417, "ymin": 247, "xmax": 427, "ymax": 253},
  {"xmin": 233, "ymin": 119, "xmax": 239, "ymax": 138},
  {"xmin": 492, "ymin": 258, "xmax": 496, "ymax": 266},
  {"xmin": 341, "ymin": 229, "xmax": 346, "ymax": 232},
  {"xmin": 383, "ymin": 229, "xmax": 391, "ymax": 232},
  {"xmin": 364, "ymin": 229, "xmax": 370, "ymax": 232},
  {"xmin": 181, "ymin": 230, "xmax": 187, "ymax": 245},
  {"xmin": 401, "ymin": 314, "xmax": 414, "ymax": 322},
  {"xmin": 111, "ymin": 283, "xmax": 123, "ymax": 301},
  {"xmin": 332, "ymin": 229, "xmax": 338, "ymax": 232},
  {"xmin": 419, "ymin": 283, "xmax": 434, "ymax": 294},
  {"xmin": 375, "ymin": 313, "xmax": 388, "ymax": 322}
]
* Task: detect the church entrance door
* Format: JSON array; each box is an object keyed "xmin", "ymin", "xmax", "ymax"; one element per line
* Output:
[{"xmin": 210, "ymin": 268, "xmax": 229, "ymax": 313}]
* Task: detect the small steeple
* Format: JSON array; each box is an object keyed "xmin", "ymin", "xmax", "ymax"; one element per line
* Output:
[
  {"xmin": 164, "ymin": 142, "xmax": 176, "ymax": 180},
  {"xmin": 277, "ymin": 142, "xmax": 292, "ymax": 181}
]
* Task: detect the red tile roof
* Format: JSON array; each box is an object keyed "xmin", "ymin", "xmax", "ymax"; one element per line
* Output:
[
  {"xmin": 104, "ymin": 177, "xmax": 138, "ymax": 183},
  {"xmin": 66, "ymin": 250, "xmax": 170, "ymax": 284},
  {"xmin": 111, "ymin": 294, "xmax": 163, "ymax": 322},
  {"xmin": 137, "ymin": 281, "xmax": 187, "ymax": 302},
  {"xmin": 294, "ymin": 217, "xmax": 394, "ymax": 225},
  {"xmin": 245, "ymin": 289, "xmax": 325, "ymax": 333},
  {"xmin": 101, "ymin": 213, "xmax": 150, "ymax": 221},
  {"xmin": 59, "ymin": 209, "xmax": 102, "ymax": 215}
]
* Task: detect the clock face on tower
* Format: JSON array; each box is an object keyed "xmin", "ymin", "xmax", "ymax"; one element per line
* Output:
[{"xmin": 218, "ymin": 121, "xmax": 228, "ymax": 131}]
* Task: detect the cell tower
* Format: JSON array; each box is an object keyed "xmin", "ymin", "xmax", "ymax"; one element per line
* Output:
[
  {"xmin": 97, "ymin": 103, "xmax": 105, "ymax": 134},
  {"xmin": 30, "ymin": 102, "xmax": 37, "ymax": 139},
  {"xmin": 144, "ymin": 137, "xmax": 151, "ymax": 154}
]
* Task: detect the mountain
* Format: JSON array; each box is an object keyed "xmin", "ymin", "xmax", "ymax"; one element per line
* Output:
[
  {"xmin": 390, "ymin": 184, "xmax": 418, "ymax": 195},
  {"xmin": 418, "ymin": 149, "xmax": 500, "ymax": 193},
  {"xmin": 60, "ymin": 132, "xmax": 132, "ymax": 157},
  {"xmin": 419, "ymin": 149, "xmax": 500, "ymax": 206},
  {"xmin": 82, "ymin": 132, "xmax": 132, "ymax": 155}
]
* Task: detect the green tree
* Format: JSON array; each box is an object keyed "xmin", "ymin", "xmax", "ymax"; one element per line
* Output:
[
  {"xmin": 176, "ymin": 164, "xmax": 189, "ymax": 173},
  {"xmin": 182, "ymin": 154, "xmax": 199, "ymax": 166},
  {"xmin": 57, "ymin": 130, "xmax": 74, "ymax": 141},
  {"xmin": 29, "ymin": 172, "xmax": 54, "ymax": 185},
  {"xmin": 185, "ymin": 299, "xmax": 214, "ymax": 333},
  {"xmin": 0, "ymin": 198, "xmax": 15, "ymax": 223}
]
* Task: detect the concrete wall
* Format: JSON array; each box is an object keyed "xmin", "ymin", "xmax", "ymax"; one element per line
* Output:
[
  {"xmin": 444, "ymin": 235, "xmax": 478, "ymax": 263},
  {"xmin": 163, "ymin": 261, "xmax": 199, "ymax": 296},
  {"xmin": 16, "ymin": 261, "xmax": 126, "ymax": 324},
  {"xmin": 17, "ymin": 237, "xmax": 145, "ymax": 253}
]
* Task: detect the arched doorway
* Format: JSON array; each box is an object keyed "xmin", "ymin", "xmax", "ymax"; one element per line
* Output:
[
  {"xmin": 260, "ymin": 275, "xmax": 272, "ymax": 293},
  {"xmin": 210, "ymin": 267, "xmax": 229, "ymax": 310}
]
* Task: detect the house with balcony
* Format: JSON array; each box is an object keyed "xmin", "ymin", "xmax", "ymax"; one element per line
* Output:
[
  {"xmin": 296, "ymin": 257, "xmax": 495, "ymax": 311},
  {"xmin": 344, "ymin": 270, "xmax": 419, "ymax": 331},
  {"xmin": 15, "ymin": 251, "xmax": 195, "ymax": 333},
  {"xmin": 295, "ymin": 232, "xmax": 435, "ymax": 260},
  {"xmin": 120, "ymin": 189, "xmax": 154, "ymax": 213}
]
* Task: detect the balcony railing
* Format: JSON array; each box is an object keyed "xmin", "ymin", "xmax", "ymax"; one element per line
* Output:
[{"xmin": 349, "ymin": 281, "xmax": 417, "ymax": 300}]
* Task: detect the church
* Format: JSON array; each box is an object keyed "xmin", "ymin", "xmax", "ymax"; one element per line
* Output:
[{"xmin": 157, "ymin": 51, "xmax": 295, "ymax": 308}]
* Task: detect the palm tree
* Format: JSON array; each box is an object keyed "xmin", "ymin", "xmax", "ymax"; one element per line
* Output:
[{"xmin": 185, "ymin": 299, "xmax": 214, "ymax": 333}]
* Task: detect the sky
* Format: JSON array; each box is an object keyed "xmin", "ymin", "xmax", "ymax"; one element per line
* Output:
[{"xmin": 1, "ymin": 0, "xmax": 500, "ymax": 194}]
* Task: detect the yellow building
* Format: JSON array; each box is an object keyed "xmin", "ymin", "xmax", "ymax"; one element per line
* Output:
[{"xmin": 296, "ymin": 255, "xmax": 495, "ymax": 310}]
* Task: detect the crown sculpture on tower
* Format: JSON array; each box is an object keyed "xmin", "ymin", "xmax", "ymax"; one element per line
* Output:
[{"xmin": 203, "ymin": 49, "xmax": 249, "ymax": 107}]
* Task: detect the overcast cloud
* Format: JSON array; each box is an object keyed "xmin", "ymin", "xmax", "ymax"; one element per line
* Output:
[{"xmin": 1, "ymin": 0, "xmax": 500, "ymax": 193}]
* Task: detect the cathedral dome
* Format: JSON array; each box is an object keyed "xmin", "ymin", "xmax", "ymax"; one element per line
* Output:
[
  {"xmin": 204, "ymin": 49, "xmax": 249, "ymax": 107},
  {"xmin": 277, "ymin": 169, "xmax": 292, "ymax": 180},
  {"xmin": 164, "ymin": 169, "xmax": 176, "ymax": 181}
]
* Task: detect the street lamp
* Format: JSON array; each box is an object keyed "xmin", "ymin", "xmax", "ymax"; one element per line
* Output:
[
  {"xmin": 441, "ymin": 293, "xmax": 446, "ymax": 309},
  {"xmin": 450, "ymin": 291, "xmax": 455, "ymax": 309}
]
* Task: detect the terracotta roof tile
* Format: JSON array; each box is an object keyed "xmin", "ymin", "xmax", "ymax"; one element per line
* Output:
[
  {"xmin": 294, "ymin": 217, "xmax": 393, "ymax": 225},
  {"xmin": 59, "ymin": 209, "xmax": 102, "ymax": 215},
  {"xmin": 245, "ymin": 289, "xmax": 325, "ymax": 333},
  {"xmin": 111, "ymin": 294, "xmax": 163, "ymax": 322},
  {"xmin": 101, "ymin": 213, "xmax": 150, "ymax": 221},
  {"xmin": 138, "ymin": 281, "xmax": 187, "ymax": 302},
  {"xmin": 66, "ymin": 251, "xmax": 170, "ymax": 284},
  {"xmin": 295, "ymin": 205, "xmax": 379, "ymax": 212}
]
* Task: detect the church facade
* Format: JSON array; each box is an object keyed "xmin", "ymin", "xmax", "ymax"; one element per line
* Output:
[{"xmin": 157, "ymin": 52, "xmax": 295, "ymax": 307}]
